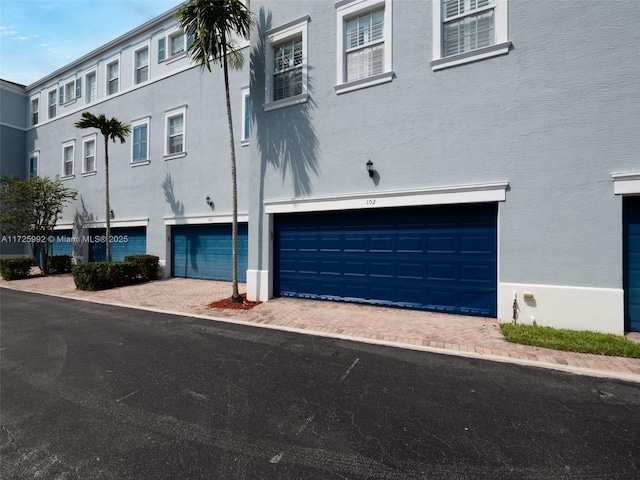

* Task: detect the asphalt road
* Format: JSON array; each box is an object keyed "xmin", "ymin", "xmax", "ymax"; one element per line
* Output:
[{"xmin": 1, "ymin": 289, "xmax": 639, "ymax": 479}]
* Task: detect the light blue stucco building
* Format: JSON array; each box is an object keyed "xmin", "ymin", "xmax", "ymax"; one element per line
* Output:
[{"xmin": 1, "ymin": 0, "xmax": 639, "ymax": 334}]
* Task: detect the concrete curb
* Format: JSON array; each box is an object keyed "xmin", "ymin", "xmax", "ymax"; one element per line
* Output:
[{"xmin": 3, "ymin": 283, "xmax": 639, "ymax": 384}]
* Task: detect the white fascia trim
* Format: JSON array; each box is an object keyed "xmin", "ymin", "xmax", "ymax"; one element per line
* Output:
[
  {"xmin": 83, "ymin": 218, "xmax": 149, "ymax": 229},
  {"xmin": 54, "ymin": 223, "xmax": 74, "ymax": 230},
  {"xmin": 612, "ymin": 171, "xmax": 640, "ymax": 195},
  {"xmin": 265, "ymin": 182, "xmax": 508, "ymax": 214},
  {"xmin": 164, "ymin": 214, "xmax": 249, "ymax": 225}
]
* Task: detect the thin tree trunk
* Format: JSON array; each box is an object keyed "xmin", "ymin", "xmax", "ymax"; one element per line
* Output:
[
  {"xmin": 223, "ymin": 38, "xmax": 242, "ymax": 304},
  {"xmin": 104, "ymin": 135, "xmax": 112, "ymax": 263}
]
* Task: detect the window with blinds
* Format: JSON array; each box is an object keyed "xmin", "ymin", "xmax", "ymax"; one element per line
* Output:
[
  {"xmin": 273, "ymin": 37, "xmax": 303, "ymax": 101},
  {"xmin": 442, "ymin": 0, "xmax": 495, "ymax": 57},
  {"xmin": 107, "ymin": 61, "xmax": 119, "ymax": 95},
  {"xmin": 135, "ymin": 48, "xmax": 149, "ymax": 84},
  {"xmin": 345, "ymin": 9, "xmax": 384, "ymax": 82},
  {"xmin": 63, "ymin": 145, "xmax": 74, "ymax": 177},
  {"xmin": 168, "ymin": 115, "xmax": 184, "ymax": 154},
  {"xmin": 84, "ymin": 139, "xmax": 96, "ymax": 173}
]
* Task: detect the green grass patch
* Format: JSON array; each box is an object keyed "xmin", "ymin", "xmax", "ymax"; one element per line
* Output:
[{"xmin": 500, "ymin": 323, "xmax": 640, "ymax": 358}]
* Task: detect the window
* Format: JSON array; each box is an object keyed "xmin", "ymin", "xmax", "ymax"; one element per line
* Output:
[
  {"xmin": 135, "ymin": 47, "xmax": 149, "ymax": 84},
  {"xmin": 31, "ymin": 97, "xmax": 39, "ymax": 125},
  {"xmin": 241, "ymin": 87, "xmax": 250, "ymax": 144},
  {"xmin": 29, "ymin": 152, "xmax": 39, "ymax": 177},
  {"xmin": 264, "ymin": 16, "xmax": 309, "ymax": 111},
  {"xmin": 85, "ymin": 71, "xmax": 97, "ymax": 104},
  {"xmin": 48, "ymin": 90, "xmax": 57, "ymax": 119},
  {"xmin": 64, "ymin": 80, "xmax": 75, "ymax": 103},
  {"xmin": 131, "ymin": 119, "xmax": 150, "ymax": 164},
  {"xmin": 432, "ymin": 0, "xmax": 510, "ymax": 71},
  {"xmin": 164, "ymin": 107, "xmax": 187, "ymax": 158},
  {"xmin": 273, "ymin": 37, "xmax": 303, "ymax": 101},
  {"xmin": 169, "ymin": 32, "xmax": 185, "ymax": 57},
  {"xmin": 83, "ymin": 136, "xmax": 96, "ymax": 173},
  {"xmin": 62, "ymin": 141, "xmax": 75, "ymax": 177},
  {"xmin": 336, "ymin": 0, "xmax": 393, "ymax": 94},
  {"xmin": 107, "ymin": 61, "xmax": 119, "ymax": 95}
]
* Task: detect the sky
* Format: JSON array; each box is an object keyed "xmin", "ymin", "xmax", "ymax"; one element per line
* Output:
[{"xmin": 0, "ymin": 0, "xmax": 183, "ymax": 87}]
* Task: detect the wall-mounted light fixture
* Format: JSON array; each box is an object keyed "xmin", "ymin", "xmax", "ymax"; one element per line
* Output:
[
  {"xmin": 366, "ymin": 159, "xmax": 374, "ymax": 178},
  {"xmin": 206, "ymin": 196, "xmax": 213, "ymax": 207},
  {"xmin": 109, "ymin": 209, "xmax": 115, "ymax": 219}
]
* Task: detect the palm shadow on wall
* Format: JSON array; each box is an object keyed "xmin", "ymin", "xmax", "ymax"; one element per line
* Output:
[
  {"xmin": 161, "ymin": 174, "xmax": 200, "ymax": 274},
  {"xmin": 251, "ymin": 8, "xmax": 319, "ymax": 199},
  {"xmin": 74, "ymin": 196, "xmax": 95, "ymax": 260}
]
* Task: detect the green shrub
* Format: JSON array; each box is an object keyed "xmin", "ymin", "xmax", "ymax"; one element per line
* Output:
[
  {"xmin": 72, "ymin": 262, "xmax": 140, "ymax": 291},
  {"xmin": 50, "ymin": 255, "xmax": 72, "ymax": 274},
  {"xmin": 0, "ymin": 257, "xmax": 32, "ymax": 280},
  {"xmin": 124, "ymin": 254, "xmax": 159, "ymax": 282}
]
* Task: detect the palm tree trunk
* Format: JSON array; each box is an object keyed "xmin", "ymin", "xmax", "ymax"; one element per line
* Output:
[
  {"xmin": 223, "ymin": 37, "xmax": 242, "ymax": 304},
  {"xmin": 104, "ymin": 135, "xmax": 112, "ymax": 263}
]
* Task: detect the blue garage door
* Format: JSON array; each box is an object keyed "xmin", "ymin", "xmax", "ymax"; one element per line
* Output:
[
  {"xmin": 275, "ymin": 204, "xmax": 497, "ymax": 317},
  {"xmin": 51, "ymin": 230, "xmax": 73, "ymax": 257},
  {"xmin": 624, "ymin": 197, "xmax": 640, "ymax": 332},
  {"xmin": 89, "ymin": 227, "xmax": 147, "ymax": 262},
  {"xmin": 171, "ymin": 224, "xmax": 248, "ymax": 282}
]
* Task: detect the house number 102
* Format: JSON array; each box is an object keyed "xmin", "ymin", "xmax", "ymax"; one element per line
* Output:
[{"xmin": 366, "ymin": 199, "xmax": 376, "ymax": 206}]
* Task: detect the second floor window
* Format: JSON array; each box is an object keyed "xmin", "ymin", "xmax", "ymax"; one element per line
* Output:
[
  {"xmin": 132, "ymin": 123, "xmax": 149, "ymax": 162},
  {"xmin": 135, "ymin": 48, "xmax": 149, "ymax": 84},
  {"xmin": 63, "ymin": 144, "xmax": 74, "ymax": 177},
  {"xmin": 442, "ymin": 0, "xmax": 494, "ymax": 57},
  {"xmin": 345, "ymin": 9, "xmax": 384, "ymax": 82},
  {"xmin": 273, "ymin": 37, "xmax": 303, "ymax": 101},
  {"xmin": 84, "ymin": 139, "xmax": 96, "ymax": 172},
  {"xmin": 168, "ymin": 115, "xmax": 183, "ymax": 154},
  {"xmin": 107, "ymin": 61, "xmax": 119, "ymax": 95}
]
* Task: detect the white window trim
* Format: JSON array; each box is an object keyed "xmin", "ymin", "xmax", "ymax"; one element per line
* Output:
[
  {"xmin": 335, "ymin": 0, "xmax": 393, "ymax": 95},
  {"xmin": 82, "ymin": 134, "xmax": 97, "ymax": 175},
  {"xmin": 61, "ymin": 140, "xmax": 76, "ymax": 179},
  {"xmin": 131, "ymin": 116, "xmax": 151, "ymax": 165},
  {"xmin": 241, "ymin": 86, "xmax": 250, "ymax": 145},
  {"xmin": 431, "ymin": 0, "xmax": 510, "ymax": 71},
  {"xmin": 164, "ymin": 106, "xmax": 187, "ymax": 160},
  {"xmin": 106, "ymin": 54, "xmax": 120, "ymax": 96},
  {"xmin": 133, "ymin": 41, "xmax": 151, "ymax": 85},
  {"xmin": 28, "ymin": 150, "xmax": 39, "ymax": 177},
  {"xmin": 263, "ymin": 15, "xmax": 309, "ymax": 112},
  {"xmin": 84, "ymin": 68, "xmax": 98, "ymax": 105}
]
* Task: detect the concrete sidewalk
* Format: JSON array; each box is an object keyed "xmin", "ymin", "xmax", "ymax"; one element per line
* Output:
[{"xmin": 2, "ymin": 273, "xmax": 639, "ymax": 383}]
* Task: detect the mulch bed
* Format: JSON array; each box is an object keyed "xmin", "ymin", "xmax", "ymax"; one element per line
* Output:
[{"xmin": 208, "ymin": 293, "xmax": 262, "ymax": 310}]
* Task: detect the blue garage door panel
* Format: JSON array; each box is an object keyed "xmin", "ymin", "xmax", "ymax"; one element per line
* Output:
[
  {"xmin": 89, "ymin": 227, "xmax": 146, "ymax": 262},
  {"xmin": 171, "ymin": 224, "xmax": 248, "ymax": 282},
  {"xmin": 274, "ymin": 204, "xmax": 497, "ymax": 317},
  {"xmin": 624, "ymin": 197, "xmax": 640, "ymax": 332},
  {"xmin": 51, "ymin": 229, "xmax": 73, "ymax": 257}
]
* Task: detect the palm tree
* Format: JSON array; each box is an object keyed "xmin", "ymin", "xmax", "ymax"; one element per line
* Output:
[
  {"xmin": 178, "ymin": 0, "xmax": 253, "ymax": 304},
  {"xmin": 74, "ymin": 112, "xmax": 130, "ymax": 263}
]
